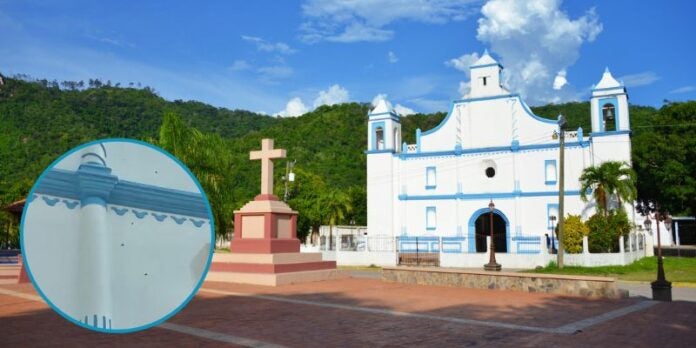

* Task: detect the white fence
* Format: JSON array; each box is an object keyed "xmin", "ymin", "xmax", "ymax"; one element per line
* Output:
[{"xmin": 307, "ymin": 232, "xmax": 649, "ymax": 269}]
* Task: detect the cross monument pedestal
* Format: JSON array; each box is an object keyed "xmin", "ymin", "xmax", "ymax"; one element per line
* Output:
[{"xmin": 208, "ymin": 139, "xmax": 342, "ymax": 286}]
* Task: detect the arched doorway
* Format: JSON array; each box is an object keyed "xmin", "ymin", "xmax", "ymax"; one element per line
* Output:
[{"xmin": 468, "ymin": 208, "xmax": 509, "ymax": 253}]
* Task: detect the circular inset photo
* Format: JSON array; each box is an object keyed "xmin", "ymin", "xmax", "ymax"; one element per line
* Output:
[{"xmin": 21, "ymin": 139, "xmax": 214, "ymax": 333}]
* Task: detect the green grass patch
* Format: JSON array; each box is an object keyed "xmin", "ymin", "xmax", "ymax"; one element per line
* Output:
[
  {"xmin": 214, "ymin": 248, "xmax": 230, "ymax": 253},
  {"xmin": 528, "ymin": 257, "xmax": 696, "ymax": 284}
]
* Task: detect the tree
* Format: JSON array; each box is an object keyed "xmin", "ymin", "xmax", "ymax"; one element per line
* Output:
[
  {"xmin": 562, "ymin": 214, "xmax": 589, "ymax": 253},
  {"xmin": 281, "ymin": 167, "xmax": 328, "ymax": 243},
  {"xmin": 633, "ymin": 101, "xmax": 696, "ymax": 216},
  {"xmin": 579, "ymin": 161, "xmax": 637, "ymax": 215},
  {"xmin": 320, "ymin": 189, "xmax": 353, "ymax": 249},
  {"xmin": 157, "ymin": 111, "xmax": 236, "ymax": 238}
]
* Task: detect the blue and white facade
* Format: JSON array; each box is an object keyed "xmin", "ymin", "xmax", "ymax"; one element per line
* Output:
[{"xmin": 366, "ymin": 51, "xmax": 634, "ymax": 256}]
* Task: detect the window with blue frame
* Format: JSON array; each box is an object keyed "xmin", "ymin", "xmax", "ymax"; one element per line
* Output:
[
  {"xmin": 545, "ymin": 160, "xmax": 557, "ymax": 185},
  {"xmin": 425, "ymin": 166, "xmax": 436, "ymax": 189},
  {"xmin": 602, "ymin": 103, "xmax": 616, "ymax": 131},
  {"xmin": 426, "ymin": 206, "xmax": 436, "ymax": 231}
]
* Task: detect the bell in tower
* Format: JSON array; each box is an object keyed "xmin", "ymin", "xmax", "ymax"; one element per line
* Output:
[{"xmin": 602, "ymin": 103, "xmax": 616, "ymax": 131}]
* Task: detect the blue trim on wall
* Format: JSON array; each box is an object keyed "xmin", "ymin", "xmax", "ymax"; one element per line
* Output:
[
  {"xmin": 370, "ymin": 121, "xmax": 385, "ymax": 151},
  {"xmin": 365, "ymin": 149, "xmax": 395, "ymax": 155},
  {"xmin": 368, "ymin": 111, "xmax": 399, "ymax": 119},
  {"xmin": 425, "ymin": 166, "xmax": 436, "ymax": 190},
  {"xmin": 415, "ymin": 128, "xmax": 422, "ymax": 152},
  {"xmin": 421, "ymin": 100, "xmax": 457, "ymax": 136},
  {"xmin": 544, "ymin": 159, "xmax": 557, "ymax": 186},
  {"xmin": 34, "ymin": 168, "xmax": 209, "ymax": 218},
  {"xmin": 369, "ymin": 115, "xmax": 400, "ymax": 122},
  {"xmin": 426, "ymin": 206, "xmax": 436, "ymax": 231},
  {"xmin": 400, "ymin": 190, "xmax": 581, "ymax": 201},
  {"xmin": 470, "ymin": 62, "xmax": 503, "ymax": 69},
  {"xmin": 547, "ymin": 203, "xmax": 559, "ymax": 229},
  {"xmin": 592, "ymin": 86, "xmax": 626, "ymax": 93},
  {"xmin": 467, "ymin": 207, "xmax": 510, "ymax": 253},
  {"xmin": 418, "ymin": 94, "xmax": 557, "ymax": 131},
  {"xmin": 395, "ymin": 140, "xmax": 589, "ymax": 159}
]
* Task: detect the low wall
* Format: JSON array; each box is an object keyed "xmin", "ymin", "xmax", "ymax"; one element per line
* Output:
[
  {"xmin": 382, "ymin": 267, "xmax": 627, "ymax": 299},
  {"xmin": 336, "ymin": 251, "xmax": 397, "ymax": 267}
]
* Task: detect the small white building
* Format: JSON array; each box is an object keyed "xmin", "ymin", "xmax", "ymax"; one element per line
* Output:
[{"xmin": 366, "ymin": 51, "xmax": 635, "ymax": 257}]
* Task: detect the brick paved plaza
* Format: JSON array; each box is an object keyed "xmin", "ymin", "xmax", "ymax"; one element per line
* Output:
[{"xmin": 1, "ymin": 277, "xmax": 694, "ymax": 347}]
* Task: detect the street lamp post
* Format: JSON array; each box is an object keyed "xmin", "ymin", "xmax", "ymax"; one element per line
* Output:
[
  {"xmin": 645, "ymin": 212, "xmax": 672, "ymax": 301},
  {"xmin": 484, "ymin": 200, "xmax": 502, "ymax": 271},
  {"xmin": 549, "ymin": 215, "xmax": 557, "ymax": 254}
]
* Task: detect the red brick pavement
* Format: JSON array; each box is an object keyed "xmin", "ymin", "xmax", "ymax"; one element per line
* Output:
[{"xmin": 0, "ymin": 278, "xmax": 694, "ymax": 347}]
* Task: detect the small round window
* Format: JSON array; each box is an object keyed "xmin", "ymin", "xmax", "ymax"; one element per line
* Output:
[{"xmin": 485, "ymin": 167, "xmax": 496, "ymax": 178}]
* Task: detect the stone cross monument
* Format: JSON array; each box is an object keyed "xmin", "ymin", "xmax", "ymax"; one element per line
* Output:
[
  {"xmin": 210, "ymin": 138, "xmax": 340, "ymax": 286},
  {"xmin": 250, "ymin": 138, "xmax": 286, "ymax": 200},
  {"xmin": 229, "ymin": 138, "xmax": 299, "ymax": 253}
]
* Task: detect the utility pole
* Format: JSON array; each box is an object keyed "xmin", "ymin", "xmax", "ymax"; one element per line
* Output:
[
  {"xmin": 283, "ymin": 160, "xmax": 296, "ymax": 202},
  {"xmin": 557, "ymin": 115, "xmax": 566, "ymax": 269}
]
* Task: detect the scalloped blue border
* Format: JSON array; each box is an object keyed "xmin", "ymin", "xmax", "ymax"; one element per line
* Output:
[{"xmin": 20, "ymin": 138, "xmax": 215, "ymax": 334}]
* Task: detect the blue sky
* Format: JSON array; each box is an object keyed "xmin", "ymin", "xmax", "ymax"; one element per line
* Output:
[{"xmin": 1, "ymin": 0, "xmax": 694, "ymax": 116}]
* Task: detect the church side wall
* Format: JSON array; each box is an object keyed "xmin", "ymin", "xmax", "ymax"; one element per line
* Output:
[{"xmin": 367, "ymin": 153, "xmax": 395, "ymax": 237}]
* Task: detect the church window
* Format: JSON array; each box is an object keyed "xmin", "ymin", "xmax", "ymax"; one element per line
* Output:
[
  {"xmin": 425, "ymin": 167, "xmax": 436, "ymax": 189},
  {"xmin": 426, "ymin": 206, "xmax": 436, "ymax": 230},
  {"xmin": 485, "ymin": 167, "xmax": 496, "ymax": 178},
  {"xmin": 545, "ymin": 160, "xmax": 557, "ymax": 185},
  {"xmin": 482, "ymin": 76, "xmax": 488, "ymax": 86},
  {"xmin": 375, "ymin": 127, "xmax": 384, "ymax": 150},
  {"xmin": 602, "ymin": 103, "xmax": 616, "ymax": 132}
]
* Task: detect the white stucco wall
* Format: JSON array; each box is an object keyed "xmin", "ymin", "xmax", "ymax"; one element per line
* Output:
[{"xmin": 366, "ymin": 64, "xmax": 636, "ymax": 265}]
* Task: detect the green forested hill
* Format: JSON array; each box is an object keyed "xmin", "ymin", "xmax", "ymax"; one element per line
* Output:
[
  {"xmin": 1, "ymin": 75, "xmax": 694, "ymax": 243},
  {"xmin": 0, "ymin": 77, "xmax": 277, "ymax": 202}
]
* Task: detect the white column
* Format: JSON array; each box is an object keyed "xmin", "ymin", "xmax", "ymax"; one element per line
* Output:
[{"xmin": 582, "ymin": 236, "xmax": 589, "ymax": 254}]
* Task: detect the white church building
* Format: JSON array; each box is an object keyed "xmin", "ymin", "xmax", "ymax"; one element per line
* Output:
[{"xmin": 365, "ymin": 51, "xmax": 641, "ymax": 263}]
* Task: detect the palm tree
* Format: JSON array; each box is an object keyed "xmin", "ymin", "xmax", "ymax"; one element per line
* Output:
[
  {"xmin": 320, "ymin": 189, "xmax": 353, "ymax": 250},
  {"xmin": 579, "ymin": 161, "xmax": 637, "ymax": 215},
  {"xmin": 157, "ymin": 111, "xmax": 236, "ymax": 237}
]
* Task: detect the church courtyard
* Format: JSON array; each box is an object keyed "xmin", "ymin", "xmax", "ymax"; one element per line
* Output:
[{"xmin": 1, "ymin": 276, "xmax": 694, "ymax": 347}]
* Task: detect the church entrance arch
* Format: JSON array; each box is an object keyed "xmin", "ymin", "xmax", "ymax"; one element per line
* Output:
[{"xmin": 468, "ymin": 208, "xmax": 509, "ymax": 253}]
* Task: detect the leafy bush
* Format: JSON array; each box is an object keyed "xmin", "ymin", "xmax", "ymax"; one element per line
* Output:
[
  {"xmin": 587, "ymin": 210, "xmax": 631, "ymax": 253},
  {"xmin": 562, "ymin": 214, "xmax": 589, "ymax": 253}
]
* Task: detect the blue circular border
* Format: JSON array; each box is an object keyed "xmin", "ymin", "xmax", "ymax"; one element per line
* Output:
[{"xmin": 19, "ymin": 138, "xmax": 216, "ymax": 334}]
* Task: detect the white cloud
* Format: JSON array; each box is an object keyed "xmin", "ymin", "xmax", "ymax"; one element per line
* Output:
[
  {"xmin": 371, "ymin": 93, "xmax": 391, "ymax": 107},
  {"xmin": 445, "ymin": 52, "xmax": 480, "ymax": 73},
  {"xmin": 618, "ymin": 71, "xmax": 660, "ymax": 88},
  {"xmin": 552, "ymin": 69, "xmax": 568, "ymax": 90},
  {"xmin": 229, "ymin": 60, "xmax": 251, "ymax": 71},
  {"xmin": 241, "ymin": 35, "xmax": 297, "ymax": 54},
  {"xmin": 277, "ymin": 84, "xmax": 352, "ymax": 117},
  {"xmin": 371, "ymin": 93, "xmax": 419, "ymax": 115},
  {"xmin": 275, "ymin": 97, "xmax": 309, "ymax": 117},
  {"xmin": 394, "ymin": 103, "xmax": 416, "ymax": 116},
  {"xmin": 257, "ymin": 65, "xmax": 294, "ymax": 81},
  {"xmin": 300, "ymin": 0, "xmax": 479, "ymax": 43},
  {"xmin": 458, "ymin": 80, "xmax": 471, "ymax": 96},
  {"xmin": 388, "ymin": 51, "xmax": 399, "ymax": 63},
  {"xmin": 313, "ymin": 84, "xmax": 350, "ymax": 108},
  {"xmin": 669, "ymin": 86, "xmax": 696, "ymax": 94},
  {"xmin": 475, "ymin": 0, "xmax": 603, "ymax": 104}
]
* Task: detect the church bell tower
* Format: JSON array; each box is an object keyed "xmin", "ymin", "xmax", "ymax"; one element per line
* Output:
[{"xmin": 590, "ymin": 68, "xmax": 630, "ymax": 133}]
